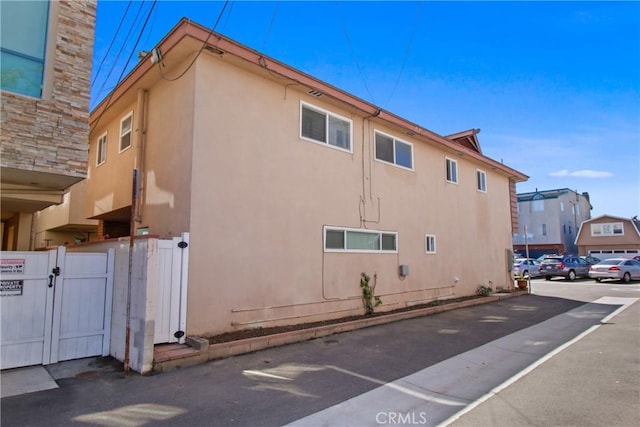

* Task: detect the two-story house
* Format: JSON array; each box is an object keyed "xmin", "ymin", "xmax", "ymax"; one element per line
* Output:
[
  {"xmin": 85, "ymin": 18, "xmax": 527, "ymax": 338},
  {"xmin": 576, "ymin": 215, "xmax": 640, "ymax": 258},
  {"xmin": 0, "ymin": 0, "xmax": 97, "ymax": 250},
  {"xmin": 513, "ymin": 188, "xmax": 592, "ymax": 258}
]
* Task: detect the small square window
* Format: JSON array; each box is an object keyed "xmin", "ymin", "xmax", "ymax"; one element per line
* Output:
[
  {"xmin": 325, "ymin": 229, "xmax": 345, "ymax": 249},
  {"xmin": 381, "ymin": 233, "xmax": 396, "ymax": 251}
]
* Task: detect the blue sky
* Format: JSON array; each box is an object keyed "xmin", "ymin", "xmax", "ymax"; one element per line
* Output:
[{"xmin": 92, "ymin": 1, "xmax": 640, "ymax": 218}]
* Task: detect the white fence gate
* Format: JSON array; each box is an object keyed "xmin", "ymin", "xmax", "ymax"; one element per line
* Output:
[
  {"xmin": 153, "ymin": 234, "xmax": 189, "ymax": 345},
  {"xmin": 1, "ymin": 247, "xmax": 114, "ymax": 370}
]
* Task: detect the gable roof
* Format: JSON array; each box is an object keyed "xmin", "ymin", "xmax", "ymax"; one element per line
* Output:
[
  {"xmin": 445, "ymin": 129, "xmax": 482, "ymax": 154},
  {"xmin": 575, "ymin": 214, "xmax": 640, "ymax": 243},
  {"xmin": 90, "ymin": 18, "xmax": 527, "ymax": 182}
]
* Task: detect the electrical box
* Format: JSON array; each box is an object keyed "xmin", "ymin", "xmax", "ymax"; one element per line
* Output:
[{"xmin": 399, "ymin": 264, "xmax": 409, "ymax": 277}]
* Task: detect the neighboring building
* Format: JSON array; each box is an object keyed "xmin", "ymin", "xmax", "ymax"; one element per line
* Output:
[
  {"xmin": 86, "ymin": 19, "xmax": 527, "ymax": 338},
  {"xmin": 0, "ymin": 0, "xmax": 97, "ymax": 250},
  {"xmin": 576, "ymin": 215, "xmax": 640, "ymax": 258},
  {"xmin": 513, "ymin": 188, "xmax": 592, "ymax": 257},
  {"xmin": 33, "ymin": 180, "xmax": 98, "ymax": 248}
]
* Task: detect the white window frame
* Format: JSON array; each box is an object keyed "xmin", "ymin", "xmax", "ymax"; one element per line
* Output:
[
  {"xmin": 119, "ymin": 111, "xmax": 133, "ymax": 152},
  {"xmin": 476, "ymin": 169, "xmax": 487, "ymax": 192},
  {"xmin": 96, "ymin": 132, "xmax": 107, "ymax": 166},
  {"xmin": 300, "ymin": 102, "xmax": 352, "ymax": 153},
  {"xmin": 374, "ymin": 130, "xmax": 414, "ymax": 171},
  {"xmin": 445, "ymin": 157, "xmax": 458, "ymax": 184},
  {"xmin": 324, "ymin": 226, "xmax": 398, "ymax": 253},
  {"xmin": 591, "ymin": 222, "xmax": 624, "ymax": 237},
  {"xmin": 425, "ymin": 234, "xmax": 437, "ymax": 254}
]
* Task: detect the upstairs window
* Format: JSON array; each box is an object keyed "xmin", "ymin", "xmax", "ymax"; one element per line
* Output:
[
  {"xmin": 300, "ymin": 102, "xmax": 351, "ymax": 151},
  {"xmin": 119, "ymin": 112, "xmax": 133, "ymax": 152},
  {"xmin": 324, "ymin": 227, "xmax": 397, "ymax": 253},
  {"xmin": 445, "ymin": 157, "xmax": 458, "ymax": 183},
  {"xmin": 96, "ymin": 132, "xmax": 107, "ymax": 166},
  {"xmin": 0, "ymin": 1, "xmax": 50, "ymax": 98},
  {"xmin": 374, "ymin": 131, "xmax": 413, "ymax": 170},
  {"xmin": 476, "ymin": 169, "xmax": 487, "ymax": 192},
  {"xmin": 591, "ymin": 222, "xmax": 624, "ymax": 236},
  {"xmin": 532, "ymin": 194, "xmax": 544, "ymax": 212}
]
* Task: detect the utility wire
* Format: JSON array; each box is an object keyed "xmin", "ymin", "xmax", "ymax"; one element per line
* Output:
[
  {"xmin": 93, "ymin": 0, "xmax": 147, "ymax": 105},
  {"xmin": 91, "ymin": 0, "xmax": 132, "ymax": 87},
  {"xmin": 384, "ymin": 2, "xmax": 421, "ymax": 107},
  {"xmin": 333, "ymin": 1, "xmax": 376, "ymax": 104},
  {"xmin": 158, "ymin": 0, "xmax": 230, "ymax": 82},
  {"xmin": 91, "ymin": 0, "xmax": 158, "ymax": 133},
  {"xmin": 262, "ymin": 1, "xmax": 280, "ymax": 50}
]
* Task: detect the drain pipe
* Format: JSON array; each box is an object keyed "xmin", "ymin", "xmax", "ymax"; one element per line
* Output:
[
  {"xmin": 124, "ymin": 169, "xmax": 139, "ymax": 374},
  {"xmin": 124, "ymin": 89, "xmax": 147, "ymax": 374}
]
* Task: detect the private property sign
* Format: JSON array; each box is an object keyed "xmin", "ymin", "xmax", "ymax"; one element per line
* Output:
[
  {"xmin": 0, "ymin": 259, "xmax": 26, "ymax": 296},
  {"xmin": 1, "ymin": 258, "xmax": 25, "ymax": 274},
  {"xmin": 0, "ymin": 280, "xmax": 23, "ymax": 296}
]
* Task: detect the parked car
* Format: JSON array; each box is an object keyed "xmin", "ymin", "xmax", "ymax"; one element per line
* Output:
[
  {"xmin": 513, "ymin": 258, "xmax": 541, "ymax": 278},
  {"xmin": 539, "ymin": 255, "xmax": 590, "ymax": 281},
  {"xmin": 580, "ymin": 255, "xmax": 601, "ymax": 265},
  {"xmin": 536, "ymin": 253, "xmax": 558, "ymax": 262},
  {"xmin": 589, "ymin": 258, "xmax": 640, "ymax": 283},
  {"xmin": 633, "ymin": 255, "xmax": 640, "ymax": 262}
]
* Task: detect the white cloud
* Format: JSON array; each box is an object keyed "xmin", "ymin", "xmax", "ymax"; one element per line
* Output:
[{"xmin": 549, "ymin": 169, "xmax": 613, "ymax": 178}]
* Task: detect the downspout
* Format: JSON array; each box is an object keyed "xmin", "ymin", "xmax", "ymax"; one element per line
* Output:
[
  {"xmin": 134, "ymin": 88, "xmax": 148, "ymax": 223},
  {"xmin": 124, "ymin": 89, "xmax": 148, "ymax": 374}
]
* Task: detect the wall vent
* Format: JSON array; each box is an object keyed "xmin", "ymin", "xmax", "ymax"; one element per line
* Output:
[{"xmin": 308, "ymin": 89, "xmax": 323, "ymax": 97}]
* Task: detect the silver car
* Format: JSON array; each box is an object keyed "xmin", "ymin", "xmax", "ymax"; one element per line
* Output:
[
  {"xmin": 513, "ymin": 258, "xmax": 541, "ymax": 278},
  {"xmin": 588, "ymin": 258, "xmax": 640, "ymax": 283}
]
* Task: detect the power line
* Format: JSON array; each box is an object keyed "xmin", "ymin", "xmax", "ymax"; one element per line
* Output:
[
  {"xmin": 262, "ymin": 1, "xmax": 280, "ymax": 50},
  {"xmin": 333, "ymin": 1, "xmax": 376, "ymax": 104},
  {"xmin": 93, "ymin": 0, "xmax": 148, "ymax": 104},
  {"xmin": 91, "ymin": 0, "xmax": 158, "ymax": 133},
  {"xmin": 157, "ymin": 0, "xmax": 230, "ymax": 82},
  {"xmin": 384, "ymin": 2, "xmax": 422, "ymax": 107},
  {"xmin": 91, "ymin": 0, "xmax": 133, "ymax": 87}
]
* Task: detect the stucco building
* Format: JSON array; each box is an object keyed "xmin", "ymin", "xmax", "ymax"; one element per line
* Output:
[
  {"xmin": 513, "ymin": 188, "xmax": 592, "ymax": 258},
  {"xmin": 84, "ymin": 19, "xmax": 527, "ymax": 338},
  {"xmin": 0, "ymin": 0, "xmax": 97, "ymax": 250}
]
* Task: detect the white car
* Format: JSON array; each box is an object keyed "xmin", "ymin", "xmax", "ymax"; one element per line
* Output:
[
  {"xmin": 588, "ymin": 258, "xmax": 640, "ymax": 283},
  {"xmin": 513, "ymin": 258, "xmax": 541, "ymax": 278}
]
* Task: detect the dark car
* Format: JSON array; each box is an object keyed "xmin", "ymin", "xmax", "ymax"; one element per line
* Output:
[
  {"xmin": 539, "ymin": 255, "xmax": 590, "ymax": 281},
  {"xmin": 581, "ymin": 255, "xmax": 601, "ymax": 265}
]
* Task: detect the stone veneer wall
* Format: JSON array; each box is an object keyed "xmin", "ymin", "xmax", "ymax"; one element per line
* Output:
[{"xmin": 0, "ymin": 0, "xmax": 97, "ymax": 178}]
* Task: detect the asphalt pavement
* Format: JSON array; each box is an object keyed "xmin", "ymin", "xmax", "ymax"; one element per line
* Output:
[{"xmin": 1, "ymin": 280, "xmax": 638, "ymax": 427}]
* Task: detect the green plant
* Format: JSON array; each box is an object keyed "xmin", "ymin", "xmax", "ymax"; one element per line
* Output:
[
  {"xmin": 360, "ymin": 272, "xmax": 382, "ymax": 315},
  {"xmin": 475, "ymin": 285, "xmax": 494, "ymax": 296}
]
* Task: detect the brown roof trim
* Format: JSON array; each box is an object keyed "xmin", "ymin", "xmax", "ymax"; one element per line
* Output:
[{"xmin": 90, "ymin": 18, "xmax": 528, "ymax": 182}]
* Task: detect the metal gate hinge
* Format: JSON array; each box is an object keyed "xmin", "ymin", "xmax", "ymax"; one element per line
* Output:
[{"xmin": 177, "ymin": 241, "xmax": 188, "ymax": 249}]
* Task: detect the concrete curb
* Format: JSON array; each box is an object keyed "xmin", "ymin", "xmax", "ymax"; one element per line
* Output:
[{"xmin": 153, "ymin": 291, "xmax": 527, "ymax": 373}]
